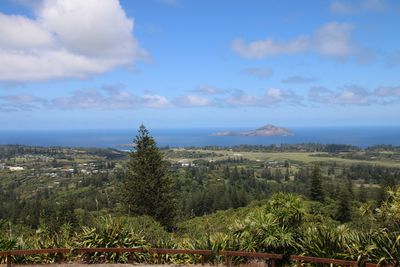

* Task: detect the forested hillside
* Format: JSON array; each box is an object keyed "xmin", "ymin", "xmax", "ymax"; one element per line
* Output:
[{"xmin": 1, "ymin": 137, "xmax": 400, "ymax": 265}]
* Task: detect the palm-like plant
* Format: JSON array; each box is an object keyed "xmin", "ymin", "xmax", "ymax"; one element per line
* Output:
[
  {"xmin": 0, "ymin": 237, "xmax": 17, "ymax": 264},
  {"xmin": 24, "ymin": 223, "xmax": 74, "ymax": 263},
  {"xmin": 232, "ymin": 211, "xmax": 295, "ymax": 254},
  {"xmin": 263, "ymin": 192, "xmax": 307, "ymax": 231},
  {"xmin": 296, "ymin": 225, "xmax": 352, "ymax": 259},
  {"xmin": 376, "ymin": 187, "xmax": 400, "ymax": 230},
  {"xmin": 344, "ymin": 230, "xmax": 377, "ymax": 265},
  {"xmin": 367, "ymin": 229, "xmax": 400, "ymax": 266},
  {"xmin": 76, "ymin": 216, "xmax": 149, "ymax": 263}
]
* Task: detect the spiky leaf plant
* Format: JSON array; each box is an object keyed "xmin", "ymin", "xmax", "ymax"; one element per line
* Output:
[
  {"xmin": 24, "ymin": 223, "xmax": 74, "ymax": 263},
  {"xmin": 263, "ymin": 192, "xmax": 307, "ymax": 231},
  {"xmin": 296, "ymin": 225, "xmax": 352, "ymax": 259},
  {"xmin": 368, "ymin": 229, "xmax": 400, "ymax": 267},
  {"xmin": 232, "ymin": 211, "xmax": 294, "ymax": 254},
  {"xmin": 76, "ymin": 216, "xmax": 149, "ymax": 263},
  {"xmin": 0, "ymin": 237, "xmax": 17, "ymax": 264}
]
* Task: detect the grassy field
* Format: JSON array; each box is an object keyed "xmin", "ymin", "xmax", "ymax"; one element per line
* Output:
[{"xmin": 170, "ymin": 149, "xmax": 400, "ymax": 168}]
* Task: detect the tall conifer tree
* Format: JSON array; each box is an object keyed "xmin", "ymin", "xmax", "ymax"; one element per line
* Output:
[
  {"xmin": 121, "ymin": 125, "xmax": 176, "ymax": 228},
  {"xmin": 310, "ymin": 166, "xmax": 324, "ymax": 202}
]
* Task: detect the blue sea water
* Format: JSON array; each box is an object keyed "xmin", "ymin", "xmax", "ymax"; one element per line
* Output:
[{"xmin": 0, "ymin": 127, "xmax": 399, "ymax": 149}]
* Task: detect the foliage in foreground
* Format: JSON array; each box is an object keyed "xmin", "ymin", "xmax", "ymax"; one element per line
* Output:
[{"xmin": 1, "ymin": 189, "xmax": 400, "ymax": 266}]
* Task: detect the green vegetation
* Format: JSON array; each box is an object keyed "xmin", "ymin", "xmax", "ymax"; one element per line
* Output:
[
  {"xmin": 1, "ymin": 127, "xmax": 400, "ymax": 265},
  {"xmin": 121, "ymin": 125, "xmax": 176, "ymax": 228}
]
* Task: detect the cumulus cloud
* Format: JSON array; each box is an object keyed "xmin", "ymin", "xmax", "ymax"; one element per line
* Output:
[
  {"xmin": 309, "ymin": 85, "xmax": 400, "ymax": 105},
  {"xmin": 140, "ymin": 94, "xmax": 171, "ymax": 108},
  {"xmin": 362, "ymin": 0, "xmax": 387, "ymax": 11},
  {"xmin": 192, "ymin": 86, "xmax": 228, "ymax": 95},
  {"xmin": 232, "ymin": 22, "xmax": 367, "ymax": 62},
  {"xmin": 282, "ymin": 75, "xmax": 317, "ymax": 84},
  {"xmin": 330, "ymin": 1, "xmax": 353, "ymax": 14},
  {"xmin": 373, "ymin": 86, "xmax": 400, "ymax": 104},
  {"xmin": 309, "ymin": 86, "xmax": 371, "ymax": 105},
  {"xmin": 47, "ymin": 84, "xmax": 170, "ymax": 110},
  {"xmin": 232, "ymin": 36, "xmax": 309, "ymax": 59},
  {"xmin": 330, "ymin": 0, "xmax": 388, "ymax": 14},
  {"xmin": 0, "ymin": 0, "xmax": 146, "ymax": 81},
  {"xmin": 240, "ymin": 67, "xmax": 274, "ymax": 79},
  {"xmin": 52, "ymin": 86, "xmax": 173, "ymax": 110},
  {"xmin": 0, "ymin": 94, "xmax": 48, "ymax": 111},
  {"xmin": 0, "ymin": 85, "xmax": 305, "ymax": 112},
  {"xmin": 173, "ymin": 95, "xmax": 211, "ymax": 107},
  {"xmin": 224, "ymin": 88, "xmax": 302, "ymax": 107},
  {"xmin": 0, "ymin": 13, "xmax": 54, "ymax": 49},
  {"xmin": 374, "ymin": 86, "xmax": 400, "ymax": 97},
  {"xmin": 53, "ymin": 87, "xmax": 135, "ymax": 110},
  {"xmin": 5, "ymin": 84, "xmax": 400, "ymax": 112},
  {"xmin": 313, "ymin": 22, "xmax": 354, "ymax": 59}
]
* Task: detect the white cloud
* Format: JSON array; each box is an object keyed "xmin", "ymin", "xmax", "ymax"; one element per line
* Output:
[
  {"xmin": 329, "ymin": 0, "xmax": 388, "ymax": 14},
  {"xmin": 53, "ymin": 88, "xmax": 135, "ymax": 110},
  {"xmin": 0, "ymin": 86, "xmax": 304, "ymax": 111},
  {"xmin": 309, "ymin": 86, "xmax": 372, "ymax": 105},
  {"xmin": 0, "ymin": 94, "xmax": 48, "ymax": 111},
  {"xmin": 309, "ymin": 85, "xmax": 400, "ymax": 106},
  {"xmin": 192, "ymin": 86, "xmax": 228, "ymax": 95},
  {"xmin": 173, "ymin": 95, "xmax": 211, "ymax": 107},
  {"xmin": 231, "ymin": 36, "xmax": 309, "ymax": 59},
  {"xmin": 282, "ymin": 75, "xmax": 317, "ymax": 84},
  {"xmin": 232, "ymin": 22, "xmax": 364, "ymax": 62},
  {"xmin": 7, "ymin": 84, "xmax": 400, "ymax": 112},
  {"xmin": 0, "ymin": 13, "xmax": 54, "ymax": 49},
  {"xmin": 374, "ymin": 86, "xmax": 400, "ymax": 97},
  {"xmin": 49, "ymin": 86, "xmax": 173, "ymax": 110},
  {"xmin": 240, "ymin": 67, "xmax": 274, "ymax": 79},
  {"xmin": 313, "ymin": 22, "xmax": 354, "ymax": 59},
  {"xmin": 141, "ymin": 94, "xmax": 171, "ymax": 108},
  {"xmin": 337, "ymin": 89, "xmax": 370, "ymax": 104},
  {"xmin": 224, "ymin": 88, "xmax": 302, "ymax": 107},
  {"xmin": 362, "ymin": 0, "xmax": 387, "ymax": 11},
  {"xmin": 0, "ymin": 0, "xmax": 146, "ymax": 81},
  {"xmin": 330, "ymin": 1, "xmax": 353, "ymax": 14}
]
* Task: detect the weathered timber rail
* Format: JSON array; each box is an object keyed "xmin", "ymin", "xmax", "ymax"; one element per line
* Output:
[
  {"xmin": 290, "ymin": 255, "xmax": 358, "ymax": 266},
  {"xmin": 0, "ymin": 248, "xmax": 386, "ymax": 267},
  {"xmin": 220, "ymin": 250, "xmax": 283, "ymax": 267}
]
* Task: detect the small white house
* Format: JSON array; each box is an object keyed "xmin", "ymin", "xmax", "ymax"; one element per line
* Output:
[
  {"xmin": 8, "ymin": 166, "xmax": 24, "ymax": 171},
  {"xmin": 178, "ymin": 159, "xmax": 190, "ymax": 167}
]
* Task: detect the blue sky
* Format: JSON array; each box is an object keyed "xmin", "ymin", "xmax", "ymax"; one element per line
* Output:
[{"xmin": 0, "ymin": 0, "xmax": 400, "ymax": 130}]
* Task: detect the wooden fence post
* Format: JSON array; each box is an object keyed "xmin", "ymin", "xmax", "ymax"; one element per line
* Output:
[
  {"xmin": 225, "ymin": 255, "xmax": 231, "ymax": 267},
  {"xmin": 56, "ymin": 252, "xmax": 64, "ymax": 263},
  {"xmin": 6, "ymin": 255, "xmax": 12, "ymax": 267}
]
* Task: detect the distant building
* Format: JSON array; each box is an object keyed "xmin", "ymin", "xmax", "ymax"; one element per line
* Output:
[
  {"xmin": 81, "ymin": 169, "xmax": 91, "ymax": 174},
  {"xmin": 178, "ymin": 159, "xmax": 190, "ymax": 167},
  {"xmin": 8, "ymin": 166, "xmax": 24, "ymax": 171}
]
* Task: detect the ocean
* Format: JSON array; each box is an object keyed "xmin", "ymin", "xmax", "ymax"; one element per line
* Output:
[{"xmin": 0, "ymin": 127, "xmax": 399, "ymax": 149}]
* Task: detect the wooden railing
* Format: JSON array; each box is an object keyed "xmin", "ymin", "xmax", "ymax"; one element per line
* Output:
[
  {"xmin": 0, "ymin": 248, "xmax": 384, "ymax": 267},
  {"xmin": 220, "ymin": 250, "xmax": 283, "ymax": 267},
  {"xmin": 290, "ymin": 255, "xmax": 358, "ymax": 266}
]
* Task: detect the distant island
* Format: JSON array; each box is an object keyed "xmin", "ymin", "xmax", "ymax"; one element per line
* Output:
[{"xmin": 212, "ymin": 124, "xmax": 294, "ymax": 137}]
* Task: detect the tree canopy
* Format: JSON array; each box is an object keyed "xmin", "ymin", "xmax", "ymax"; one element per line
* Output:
[{"xmin": 121, "ymin": 125, "xmax": 176, "ymax": 228}]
